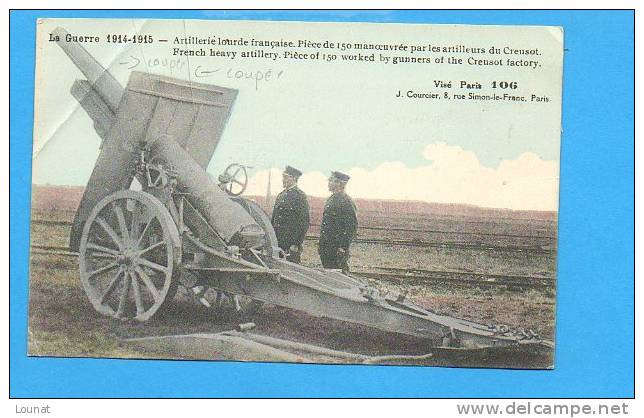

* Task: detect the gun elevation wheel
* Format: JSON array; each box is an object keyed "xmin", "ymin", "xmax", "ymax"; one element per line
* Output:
[
  {"xmin": 79, "ymin": 190, "xmax": 181, "ymax": 321},
  {"xmin": 219, "ymin": 163, "xmax": 248, "ymax": 196}
]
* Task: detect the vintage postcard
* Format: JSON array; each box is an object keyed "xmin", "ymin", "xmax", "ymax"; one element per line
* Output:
[{"xmin": 29, "ymin": 18, "xmax": 562, "ymax": 368}]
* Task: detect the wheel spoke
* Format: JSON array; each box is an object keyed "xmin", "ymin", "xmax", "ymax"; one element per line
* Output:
[
  {"xmin": 130, "ymin": 271, "xmax": 145, "ymax": 316},
  {"xmin": 115, "ymin": 270, "xmax": 131, "ymax": 318},
  {"xmin": 137, "ymin": 241, "xmax": 165, "ymax": 257},
  {"xmin": 87, "ymin": 243, "xmax": 120, "ymax": 257},
  {"xmin": 130, "ymin": 203, "xmax": 141, "ymax": 241},
  {"xmin": 99, "ymin": 267, "xmax": 124, "ymax": 304},
  {"xmin": 136, "ymin": 218, "xmax": 154, "ymax": 247},
  {"xmin": 96, "ymin": 217, "xmax": 123, "ymax": 249},
  {"xmin": 112, "ymin": 203, "xmax": 130, "ymax": 244},
  {"xmin": 86, "ymin": 262, "xmax": 119, "ymax": 279},
  {"xmin": 233, "ymin": 179, "xmax": 244, "ymax": 186},
  {"xmin": 90, "ymin": 252, "xmax": 118, "ymax": 260},
  {"xmin": 232, "ymin": 166, "xmax": 241, "ymax": 177},
  {"xmin": 80, "ymin": 191, "xmax": 179, "ymax": 322},
  {"xmin": 137, "ymin": 257, "xmax": 169, "ymax": 274},
  {"xmin": 134, "ymin": 266, "xmax": 161, "ymax": 303}
]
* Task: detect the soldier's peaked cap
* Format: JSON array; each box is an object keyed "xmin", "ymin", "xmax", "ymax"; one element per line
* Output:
[
  {"xmin": 284, "ymin": 165, "xmax": 303, "ymax": 178},
  {"xmin": 331, "ymin": 171, "xmax": 350, "ymax": 182}
]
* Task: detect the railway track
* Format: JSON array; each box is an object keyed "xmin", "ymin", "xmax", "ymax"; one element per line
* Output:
[
  {"xmin": 30, "ymin": 244, "xmax": 555, "ymax": 290},
  {"xmin": 314, "ymin": 236, "xmax": 554, "ymax": 254},
  {"xmin": 313, "ymin": 223, "xmax": 556, "ymax": 240},
  {"xmin": 32, "ymin": 218, "xmax": 555, "ymax": 255},
  {"xmin": 354, "ymin": 266, "xmax": 554, "ymax": 290}
]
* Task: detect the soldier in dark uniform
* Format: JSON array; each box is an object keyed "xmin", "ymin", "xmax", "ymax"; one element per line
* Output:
[
  {"xmin": 319, "ymin": 171, "xmax": 358, "ymax": 272},
  {"xmin": 271, "ymin": 166, "xmax": 310, "ymax": 263}
]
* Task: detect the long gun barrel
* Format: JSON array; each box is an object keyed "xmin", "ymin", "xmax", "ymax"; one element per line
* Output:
[
  {"xmin": 150, "ymin": 134, "xmax": 265, "ymax": 246},
  {"xmin": 54, "ymin": 29, "xmax": 252, "ymax": 250},
  {"xmin": 66, "ymin": 67, "xmax": 261, "ymax": 250},
  {"xmin": 52, "ymin": 27, "xmax": 124, "ymax": 113}
]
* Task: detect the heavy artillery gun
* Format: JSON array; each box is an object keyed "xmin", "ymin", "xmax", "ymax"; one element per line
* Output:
[{"xmin": 53, "ymin": 28, "xmax": 552, "ymax": 362}]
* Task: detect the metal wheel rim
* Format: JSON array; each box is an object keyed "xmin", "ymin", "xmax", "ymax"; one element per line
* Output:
[{"xmin": 79, "ymin": 190, "xmax": 180, "ymax": 321}]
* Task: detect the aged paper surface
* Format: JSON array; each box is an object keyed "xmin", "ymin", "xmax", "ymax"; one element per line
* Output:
[{"xmin": 30, "ymin": 18, "xmax": 562, "ymax": 368}]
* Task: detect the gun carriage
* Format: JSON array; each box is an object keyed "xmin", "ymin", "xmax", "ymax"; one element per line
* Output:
[{"xmin": 53, "ymin": 28, "xmax": 551, "ymax": 356}]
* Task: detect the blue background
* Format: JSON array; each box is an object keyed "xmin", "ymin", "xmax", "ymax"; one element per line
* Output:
[{"xmin": 10, "ymin": 10, "xmax": 634, "ymax": 398}]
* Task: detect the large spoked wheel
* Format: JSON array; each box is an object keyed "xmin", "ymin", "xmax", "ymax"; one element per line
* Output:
[{"xmin": 79, "ymin": 190, "xmax": 181, "ymax": 321}]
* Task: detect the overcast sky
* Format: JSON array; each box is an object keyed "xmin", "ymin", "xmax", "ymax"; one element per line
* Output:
[{"xmin": 32, "ymin": 19, "xmax": 562, "ymax": 211}]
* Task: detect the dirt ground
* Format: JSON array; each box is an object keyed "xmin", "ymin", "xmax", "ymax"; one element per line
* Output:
[
  {"xmin": 27, "ymin": 206, "xmax": 556, "ymax": 368},
  {"xmin": 28, "ymin": 253, "xmax": 555, "ymax": 368}
]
